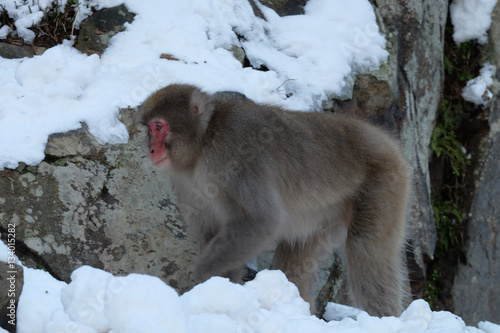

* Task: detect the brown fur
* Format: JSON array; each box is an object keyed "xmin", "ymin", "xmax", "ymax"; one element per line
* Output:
[{"xmin": 139, "ymin": 84, "xmax": 410, "ymax": 317}]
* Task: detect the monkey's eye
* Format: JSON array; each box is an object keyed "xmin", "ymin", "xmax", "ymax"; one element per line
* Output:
[{"xmin": 148, "ymin": 119, "xmax": 169, "ymax": 134}]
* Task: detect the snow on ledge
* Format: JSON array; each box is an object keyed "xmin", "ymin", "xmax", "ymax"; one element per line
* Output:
[
  {"xmin": 450, "ymin": 0, "xmax": 498, "ymax": 44},
  {"xmin": 462, "ymin": 63, "xmax": 497, "ymax": 108},
  {"xmin": 0, "ymin": 0, "xmax": 388, "ymax": 170}
]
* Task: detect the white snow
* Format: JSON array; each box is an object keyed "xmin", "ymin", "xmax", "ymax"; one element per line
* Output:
[
  {"xmin": 450, "ymin": 0, "xmax": 498, "ymax": 44},
  {"xmin": 2, "ymin": 240, "xmax": 500, "ymax": 333},
  {"xmin": 1, "ymin": 241, "xmax": 498, "ymax": 333},
  {"xmin": 1, "ymin": 0, "xmax": 387, "ymax": 170},
  {"xmin": 462, "ymin": 63, "xmax": 496, "ymax": 107},
  {"xmin": 0, "ymin": 0, "xmax": 107, "ymax": 42},
  {"xmin": 450, "ymin": 1, "xmax": 498, "ymax": 106}
]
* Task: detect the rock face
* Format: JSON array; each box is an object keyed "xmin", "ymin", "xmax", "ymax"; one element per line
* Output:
[
  {"xmin": 0, "ymin": 262, "xmax": 23, "ymax": 333},
  {"xmin": 453, "ymin": 100, "xmax": 500, "ymax": 324},
  {"xmin": 379, "ymin": 0, "xmax": 447, "ymax": 265},
  {"xmin": 0, "ymin": 42, "xmax": 45, "ymax": 59},
  {"xmin": 333, "ymin": 0, "xmax": 447, "ymax": 297},
  {"xmin": 75, "ymin": 4, "xmax": 135, "ymax": 55},
  {"xmin": 258, "ymin": 0, "xmax": 308, "ymax": 15},
  {"xmin": 453, "ymin": 1, "xmax": 500, "ymax": 324},
  {"xmin": 0, "ymin": 110, "xmax": 197, "ymax": 292}
]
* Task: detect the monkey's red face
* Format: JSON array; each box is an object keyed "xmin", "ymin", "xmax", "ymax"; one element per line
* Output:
[{"xmin": 147, "ymin": 118, "xmax": 170, "ymax": 169}]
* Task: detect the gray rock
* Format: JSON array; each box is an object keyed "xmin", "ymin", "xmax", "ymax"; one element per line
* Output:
[
  {"xmin": 453, "ymin": 88, "xmax": 500, "ymax": 325},
  {"xmin": 0, "ymin": 42, "xmax": 45, "ymax": 59},
  {"xmin": 75, "ymin": 4, "xmax": 135, "ymax": 55},
  {"xmin": 331, "ymin": 0, "xmax": 447, "ymax": 300},
  {"xmin": 230, "ymin": 45, "xmax": 246, "ymax": 66},
  {"xmin": 0, "ymin": 109, "xmax": 197, "ymax": 293},
  {"xmin": 258, "ymin": 0, "xmax": 308, "ymax": 16},
  {"xmin": 453, "ymin": 2, "xmax": 500, "ymax": 324},
  {"xmin": 0, "ymin": 262, "xmax": 23, "ymax": 332},
  {"xmin": 377, "ymin": 0, "xmax": 446, "ymax": 267},
  {"xmin": 213, "ymin": 90, "xmax": 248, "ymax": 102}
]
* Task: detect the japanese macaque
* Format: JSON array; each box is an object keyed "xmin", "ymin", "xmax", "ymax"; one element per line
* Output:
[{"xmin": 139, "ymin": 84, "xmax": 410, "ymax": 317}]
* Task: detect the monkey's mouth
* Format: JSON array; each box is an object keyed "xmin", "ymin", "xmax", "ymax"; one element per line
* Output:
[{"xmin": 153, "ymin": 156, "xmax": 169, "ymax": 168}]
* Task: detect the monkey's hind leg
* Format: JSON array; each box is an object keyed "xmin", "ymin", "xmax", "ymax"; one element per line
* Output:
[
  {"xmin": 271, "ymin": 234, "xmax": 332, "ymax": 315},
  {"xmin": 345, "ymin": 182, "xmax": 408, "ymax": 317}
]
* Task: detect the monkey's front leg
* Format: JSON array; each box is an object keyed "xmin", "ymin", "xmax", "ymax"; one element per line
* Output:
[{"xmin": 194, "ymin": 218, "xmax": 277, "ymax": 283}]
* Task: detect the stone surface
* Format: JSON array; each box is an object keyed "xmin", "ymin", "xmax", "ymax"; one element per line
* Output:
[
  {"xmin": 453, "ymin": 100, "xmax": 500, "ymax": 324},
  {"xmin": 230, "ymin": 45, "xmax": 246, "ymax": 66},
  {"xmin": 0, "ymin": 262, "xmax": 23, "ymax": 333},
  {"xmin": 332, "ymin": 0, "xmax": 447, "ymax": 298},
  {"xmin": 377, "ymin": 0, "xmax": 446, "ymax": 267},
  {"xmin": 75, "ymin": 4, "xmax": 135, "ymax": 55},
  {"xmin": 453, "ymin": 1, "xmax": 500, "ymax": 324},
  {"xmin": 0, "ymin": 110, "xmax": 197, "ymax": 293},
  {"xmin": 0, "ymin": 42, "xmax": 45, "ymax": 59},
  {"xmin": 258, "ymin": 0, "xmax": 308, "ymax": 16}
]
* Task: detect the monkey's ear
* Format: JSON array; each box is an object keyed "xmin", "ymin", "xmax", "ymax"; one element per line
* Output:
[
  {"xmin": 192, "ymin": 104, "xmax": 202, "ymax": 115},
  {"xmin": 192, "ymin": 103, "xmax": 213, "ymax": 116},
  {"xmin": 191, "ymin": 89, "xmax": 211, "ymax": 114},
  {"xmin": 191, "ymin": 88, "xmax": 215, "ymax": 130}
]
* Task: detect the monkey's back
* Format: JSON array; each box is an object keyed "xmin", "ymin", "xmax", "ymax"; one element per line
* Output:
[
  {"xmin": 199, "ymin": 98, "xmax": 409, "ymax": 239},
  {"xmin": 206, "ymin": 99, "xmax": 405, "ymax": 184}
]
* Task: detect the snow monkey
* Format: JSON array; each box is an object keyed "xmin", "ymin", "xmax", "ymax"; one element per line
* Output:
[{"xmin": 139, "ymin": 84, "xmax": 410, "ymax": 317}]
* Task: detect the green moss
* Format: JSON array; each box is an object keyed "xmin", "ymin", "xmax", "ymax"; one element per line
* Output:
[
  {"xmin": 431, "ymin": 192, "xmax": 463, "ymax": 253},
  {"xmin": 54, "ymin": 158, "xmax": 68, "ymax": 166},
  {"xmin": 36, "ymin": 261, "xmax": 48, "ymax": 271},
  {"xmin": 19, "ymin": 257, "xmax": 47, "ymax": 272},
  {"xmin": 423, "ymin": 269, "xmax": 442, "ymax": 305},
  {"xmin": 430, "ymin": 100, "xmax": 470, "ymax": 176},
  {"xmin": 443, "ymin": 39, "xmax": 476, "ymax": 83}
]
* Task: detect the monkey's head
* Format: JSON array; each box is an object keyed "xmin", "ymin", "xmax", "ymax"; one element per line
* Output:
[{"xmin": 139, "ymin": 84, "xmax": 214, "ymax": 170}]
